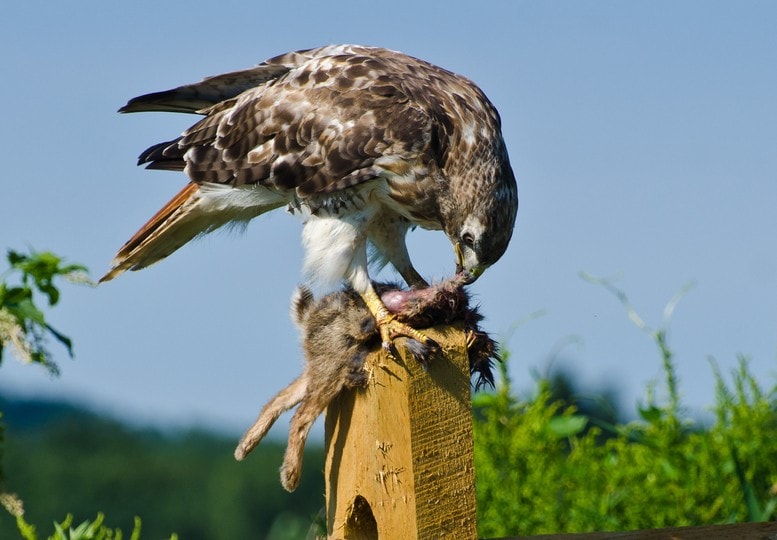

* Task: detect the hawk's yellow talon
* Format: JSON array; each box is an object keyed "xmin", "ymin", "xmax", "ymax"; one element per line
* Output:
[{"xmin": 361, "ymin": 286, "xmax": 437, "ymax": 359}]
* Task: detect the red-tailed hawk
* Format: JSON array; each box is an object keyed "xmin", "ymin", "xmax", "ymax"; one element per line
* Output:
[{"xmin": 101, "ymin": 45, "xmax": 518, "ymax": 348}]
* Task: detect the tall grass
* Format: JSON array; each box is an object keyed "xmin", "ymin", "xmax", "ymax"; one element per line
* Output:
[{"xmin": 473, "ymin": 280, "xmax": 777, "ymax": 537}]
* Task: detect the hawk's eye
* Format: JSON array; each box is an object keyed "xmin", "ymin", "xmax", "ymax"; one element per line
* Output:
[{"xmin": 461, "ymin": 232, "xmax": 475, "ymax": 247}]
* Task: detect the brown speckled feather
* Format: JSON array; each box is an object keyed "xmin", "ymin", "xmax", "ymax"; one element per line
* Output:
[{"xmin": 102, "ymin": 45, "xmax": 518, "ymax": 285}]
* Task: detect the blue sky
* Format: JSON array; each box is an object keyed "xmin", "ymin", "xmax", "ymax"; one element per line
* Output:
[{"xmin": 2, "ymin": 1, "xmax": 776, "ymax": 436}]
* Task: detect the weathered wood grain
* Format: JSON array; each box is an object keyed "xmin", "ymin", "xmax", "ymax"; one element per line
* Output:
[{"xmin": 324, "ymin": 324, "xmax": 477, "ymax": 539}]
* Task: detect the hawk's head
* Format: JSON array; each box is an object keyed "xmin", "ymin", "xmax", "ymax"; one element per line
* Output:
[{"xmin": 447, "ymin": 161, "xmax": 518, "ymax": 281}]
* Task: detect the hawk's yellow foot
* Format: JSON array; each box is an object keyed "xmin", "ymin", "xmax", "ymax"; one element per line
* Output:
[{"xmin": 361, "ymin": 286, "xmax": 439, "ymax": 358}]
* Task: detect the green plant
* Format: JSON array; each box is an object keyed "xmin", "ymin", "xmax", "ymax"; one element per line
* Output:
[
  {"xmin": 1, "ymin": 248, "xmax": 91, "ymax": 496},
  {"xmin": 473, "ymin": 280, "xmax": 777, "ymax": 537},
  {"xmin": 0, "ymin": 497, "xmax": 150, "ymax": 540},
  {"xmin": 0, "ymin": 250, "xmax": 171, "ymax": 539},
  {"xmin": 0, "ymin": 249, "xmax": 91, "ymax": 375}
]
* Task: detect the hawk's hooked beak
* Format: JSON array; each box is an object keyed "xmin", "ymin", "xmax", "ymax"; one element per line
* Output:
[
  {"xmin": 455, "ymin": 242, "xmax": 484, "ymax": 283},
  {"xmin": 455, "ymin": 241, "xmax": 464, "ymax": 273}
]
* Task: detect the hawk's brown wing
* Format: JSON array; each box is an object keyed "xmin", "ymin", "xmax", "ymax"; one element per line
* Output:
[
  {"xmin": 103, "ymin": 47, "xmax": 441, "ymax": 282},
  {"xmin": 118, "ymin": 64, "xmax": 292, "ymax": 114},
  {"xmin": 134, "ymin": 53, "xmax": 438, "ymax": 195},
  {"xmin": 116, "ymin": 46, "xmax": 340, "ymax": 114}
]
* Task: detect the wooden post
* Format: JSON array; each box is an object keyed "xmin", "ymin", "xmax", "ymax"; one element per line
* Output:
[{"xmin": 324, "ymin": 324, "xmax": 477, "ymax": 539}]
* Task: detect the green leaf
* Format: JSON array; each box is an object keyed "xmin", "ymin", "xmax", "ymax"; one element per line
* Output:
[
  {"xmin": 472, "ymin": 392, "xmax": 499, "ymax": 409},
  {"xmin": 638, "ymin": 404, "xmax": 663, "ymax": 423},
  {"xmin": 762, "ymin": 496, "xmax": 777, "ymax": 521},
  {"xmin": 3, "ymin": 285, "xmax": 33, "ymax": 306},
  {"xmin": 6, "ymin": 250, "xmax": 26, "ymax": 267},
  {"xmin": 45, "ymin": 323, "xmax": 74, "ymax": 358},
  {"xmin": 129, "ymin": 517, "xmax": 142, "ymax": 540},
  {"xmin": 545, "ymin": 415, "xmax": 588, "ymax": 438},
  {"xmin": 1, "ymin": 248, "xmax": 89, "ymax": 369},
  {"xmin": 16, "ymin": 514, "xmax": 38, "ymax": 540},
  {"xmin": 40, "ymin": 283, "xmax": 60, "ymax": 306},
  {"xmin": 9, "ymin": 298, "xmax": 47, "ymax": 326}
]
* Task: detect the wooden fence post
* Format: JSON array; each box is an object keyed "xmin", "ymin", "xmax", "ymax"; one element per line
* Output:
[{"xmin": 324, "ymin": 324, "xmax": 478, "ymax": 539}]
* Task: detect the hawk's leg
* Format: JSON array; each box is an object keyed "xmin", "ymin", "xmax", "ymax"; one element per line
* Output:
[
  {"xmin": 398, "ymin": 265, "xmax": 429, "ymax": 289},
  {"xmin": 367, "ymin": 216, "xmax": 429, "ymax": 289},
  {"xmin": 360, "ymin": 284, "xmax": 438, "ymax": 358}
]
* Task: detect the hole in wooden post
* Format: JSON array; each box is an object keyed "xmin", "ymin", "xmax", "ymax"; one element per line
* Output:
[{"xmin": 344, "ymin": 495, "xmax": 378, "ymax": 539}]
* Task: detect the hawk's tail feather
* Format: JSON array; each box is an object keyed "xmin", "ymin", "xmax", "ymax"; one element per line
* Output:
[
  {"xmin": 138, "ymin": 138, "xmax": 185, "ymax": 170},
  {"xmin": 100, "ymin": 182, "xmax": 282, "ymax": 282}
]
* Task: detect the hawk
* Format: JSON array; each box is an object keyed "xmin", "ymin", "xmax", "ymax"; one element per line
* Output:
[{"xmin": 101, "ymin": 45, "xmax": 518, "ymax": 348}]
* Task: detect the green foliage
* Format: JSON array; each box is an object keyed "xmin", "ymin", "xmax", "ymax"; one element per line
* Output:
[
  {"xmin": 474, "ymin": 282, "xmax": 777, "ymax": 537},
  {"xmin": 0, "ymin": 249, "xmax": 91, "ymax": 375},
  {"xmin": 2, "ymin": 428, "xmax": 149, "ymax": 540},
  {"xmin": 0, "ymin": 398, "xmax": 325, "ymax": 540},
  {"xmin": 0, "ymin": 248, "xmax": 324, "ymax": 539},
  {"xmin": 475, "ymin": 362, "xmax": 777, "ymax": 537},
  {"xmin": 0, "ymin": 248, "xmax": 92, "ymax": 513},
  {"xmin": 0, "ymin": 249, "xmax": 160, "ymax": 539},
  {"xmin": 10, "ymin": 510, "xmax": 150, "ymax": 540}
]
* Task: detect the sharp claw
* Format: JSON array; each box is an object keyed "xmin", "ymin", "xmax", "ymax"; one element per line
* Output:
[
  {"xmin": 377, "ymin": 317, "xmax": 398, "ymax": 360},
  {"xmin": 383, "ymin": 343, "xmax": 397, "ymax": 362},
  {"xmin": 362, "ymin": 285, "xmax": 436, "ymax": 365}
]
